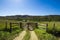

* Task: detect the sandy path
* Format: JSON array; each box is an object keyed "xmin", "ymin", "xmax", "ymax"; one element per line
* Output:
[
  {"xmin": 13, "ymin": 31, "xmax": 26, "ymax": 40},
  {"xmin": 58, "ymin": 37, "xmax": 60, "ymax": 40},
  {"xmin": 29, "ymin": 31, "xmax": 38, "ymax": 40}
]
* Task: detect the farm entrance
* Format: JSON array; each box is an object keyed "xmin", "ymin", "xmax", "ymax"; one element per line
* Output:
[{"xmin": 9, "ymin": 22, "xmax": 38, "ymax": 31}]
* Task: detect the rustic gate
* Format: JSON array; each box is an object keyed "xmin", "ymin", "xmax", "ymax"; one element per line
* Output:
[{"xmin": 6, "ymin": 22, "xmax": 38, "ymax": 33}]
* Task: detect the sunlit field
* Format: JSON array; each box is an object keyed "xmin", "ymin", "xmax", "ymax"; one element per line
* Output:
[
  {"xmin": 34, "ymin": 21, "xmax": 60, "ymax": 40},
  {"xmin": 0, "ymin": 20, "xmax": 22, "ymax": 40},
  {"xmin": 0, "ymin": 20, "xmax": 60, "ymax": 40}
]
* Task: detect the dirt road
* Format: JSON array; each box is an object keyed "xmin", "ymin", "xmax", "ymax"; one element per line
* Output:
[
  {"xmin": 29, "ymin": 31, "xmax": 38, "ymax": 40},
  {"xmin": 13, "ymin": 31, "xmax": 26, "ymax": 40}
]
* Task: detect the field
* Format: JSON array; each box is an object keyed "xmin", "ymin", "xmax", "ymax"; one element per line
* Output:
[
  {"xmin": 0, "ymin": 20, "xmax": 60, "ymax": 40},
  {"xmin": 40, "ymin": 21, "xmax": 60, "ymax": 31},
  {"xmin": 0, "ymin": 20, "xmax": 22, "ymax": 40},
  {"xmin": 34, "ymin": 21, "xmax": 60, "ymax": 40}
]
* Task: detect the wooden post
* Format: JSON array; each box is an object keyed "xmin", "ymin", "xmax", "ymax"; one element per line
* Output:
[
  {"xmin": 35, "ymin": 23, "xmax": 38, "ymax": 29},
  {"xmin": 5, "ymin": 21, "xmax": 7, "ymax": 31},
  {"xmin": 46, "ymin": 23, "xmax": 48, "ymax": 32},
  {"xmin": 52, "ymin": 23, "xmax": 55, "ymax": 33},
  {"xmin": 53, "ymin": 23, "xmax": 55, "ymax": 30},
  {"xmin": 10, "ymin": 23, "xmax": 12, "ymax": 33},
  {"xmin": 19, "ymin": 22, "xmax": 22, "ymax": 29},
  {"xmin": 27, "ymin": 23, "xmax": 29, "ymax": 30}
]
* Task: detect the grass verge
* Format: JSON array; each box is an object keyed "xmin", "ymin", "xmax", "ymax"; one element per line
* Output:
[
  {"xmin": 34, "ymin": 29, "xmax": 58, "ymax": 40},
  {"xmin": 23, "ymin": 30, "xmax": 30, "ymax": 40},
  {"xmin": 0, "ymin": 28, "xmax": 22, "ymax": 40}
]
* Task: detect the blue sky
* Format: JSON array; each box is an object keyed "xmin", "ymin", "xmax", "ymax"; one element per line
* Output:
[{"xmin": 0, "ymin": 0, "xmax": 60, "ymax": 16}]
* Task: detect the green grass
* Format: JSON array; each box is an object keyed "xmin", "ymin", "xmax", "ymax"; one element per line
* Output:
[
  {"xmin": 40, "ymin": 21, "xmax": 60, "ymax": 31},
  {"xmin": 34, "ymin": 29, "xmax": 58, "ymax": 40},
  {"xmin": 0, "ymin": 20, "xmax": 22, "ymax": 40},
  {"xmin": 34, "ymin": 21, "xmax": 60, "ymax": 40},
  {"xmin": 0, "ymin": 28, "xmax": 22, "ymax": 40},
  {"xmin": 0, "ymin": 20, "xmax": 60, "ymax": 40},
  {"xmin": 23, "ymin": 30, "xmax": 30, "ymax": 40}
]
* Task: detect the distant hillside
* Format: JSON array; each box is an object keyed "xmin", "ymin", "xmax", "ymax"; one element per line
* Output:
[{"xmin": 0, "ymin": 15, "xmax": 60, "ymax": 21}]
